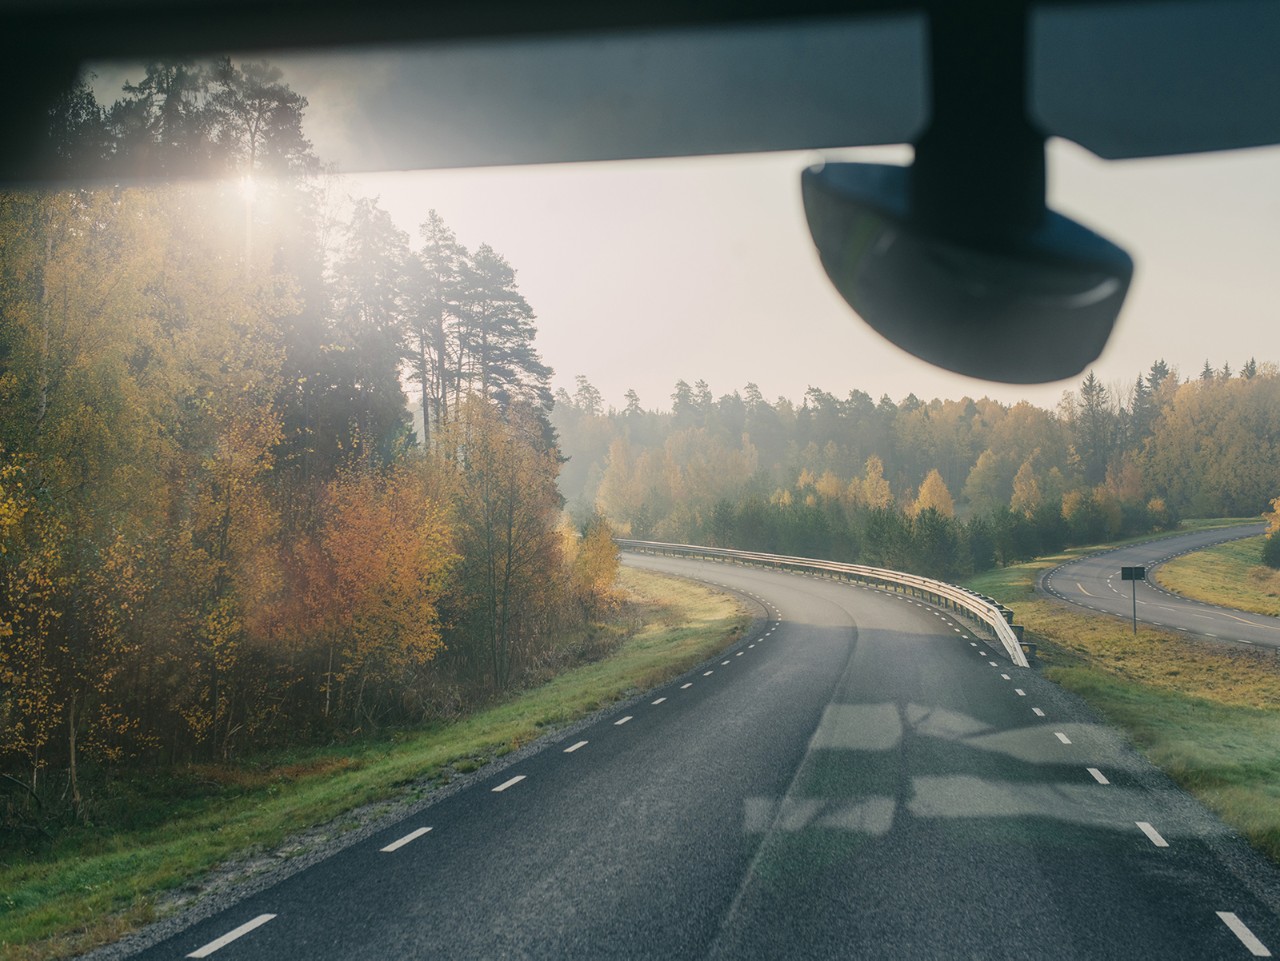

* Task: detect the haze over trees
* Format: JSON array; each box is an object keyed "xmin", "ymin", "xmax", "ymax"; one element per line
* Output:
[
  {"xmin": 0, "ymin": 62, "xmax": 615, "ymax": 824},
  {"xmin": 553, "ymin": 362, "xmax": 1280, "ymax": 579}
]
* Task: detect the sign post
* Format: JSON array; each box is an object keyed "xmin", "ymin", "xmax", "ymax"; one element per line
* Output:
[{"xmin": 1121, "ymin": 566, "xmax": 1145, "ymax": 635}]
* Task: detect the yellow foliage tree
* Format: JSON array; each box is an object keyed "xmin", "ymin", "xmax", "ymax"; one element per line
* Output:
[
  {"xmin": 861, "ymin": 455, "xmax": 894, "ymax": 509},
  {"xmin": 912, "ymin": 469, "xmax": 955, "ymax": 518},
  {"xmin": 1010, "ymin": 455, "xmax": 1042, "ymax": 517}
]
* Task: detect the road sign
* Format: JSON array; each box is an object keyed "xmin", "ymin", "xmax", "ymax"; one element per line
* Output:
[{"xmin": 1121, "ymin": 566, "xmax": 1145, "ymax": 633}]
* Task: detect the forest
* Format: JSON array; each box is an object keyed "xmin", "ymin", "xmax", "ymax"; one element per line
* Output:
[
  {"xmin": 552, "ymin": 360, "xmax": 1280, "ymax": 579},
  {"xmin": 0, "ymin": 62, "xmax": 620, "ymax": 822}
]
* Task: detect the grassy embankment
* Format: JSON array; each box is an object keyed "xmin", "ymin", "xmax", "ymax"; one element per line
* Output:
[
  {"xmin": 1156, "ymin": 534, "xmax": 1280, "ymax": 617},
  {"xmin": 965, "ymin": 524, "xmax": 1280, "ymax": 865},
  {"xmin": 0, "ymin": 567, "xmax": 750, "ymax": 961}
]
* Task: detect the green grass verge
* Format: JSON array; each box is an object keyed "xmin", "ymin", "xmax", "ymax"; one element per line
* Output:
[
  {"xmin": 1156, "ymin": 534, "xmax": 1280, "ymax": 617},
  {"xmin": 966, "ymin": 539, "xmax": 1280, "ymax": 865},
  {"xmin": 0, "ymin": 567, "xmax": 750, "ymax": 961}
]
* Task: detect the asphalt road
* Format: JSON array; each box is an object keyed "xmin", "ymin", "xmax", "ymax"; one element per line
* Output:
[
  {"xmin": 1040, "ymin": 524, "xmax": 1280, "ymax": 649},
  {"xmin": 108, "ymin": 553, "xmax": 1280, "ymax": 960}
]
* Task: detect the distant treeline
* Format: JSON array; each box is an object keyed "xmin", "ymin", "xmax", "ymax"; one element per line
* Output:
[
  {"xmin": 552, "ymin": 362, "xmax": 1280, "ymax": 578},
  {"xmin": 0, "ymin": 61, "xmax": 616, "ymax": 826}
]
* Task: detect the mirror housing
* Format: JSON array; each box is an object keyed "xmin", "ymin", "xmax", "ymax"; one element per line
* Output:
[{"xmin": 802, "ymin": 162, "xmax": 1133, "ymax": 384}]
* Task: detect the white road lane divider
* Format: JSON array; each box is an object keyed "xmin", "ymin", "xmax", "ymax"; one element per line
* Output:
[
  {"xmin": 1087, "ymin": 768, "xmax": 1110, "ymax": 785},
  {"xmin": 1033, "ymin": 708, "xmax": 1046, "ymax": 717},
  {"xmin": 652, "ymin": 697, "xmax": 667, "ymax": 705},
  {"xmin": 492, "ymin": 775, "xmax": 526, "ymax": 792},
  {"xmin": 380, "ymin": 827, "xmax": 432, "ymax": 852},
  {"xmin": 1055, "ymin": 732, "xmax": 1072, "ymax": 744},
  {"xmin": 615, "ymin": 716, "xmax": 633, "ymax": 726},
  {"xmin": 681, "ymin": 682, "xmax": 693, "ymax": 689},
  {"xmin": 1136, "ymin": 821, "xmax": 1169, "ymax": 847},
  {"xmin": 186, "ymin": 914, "xmax": 276, "ymax": 958},
  {"xmin": 564, "ymin": 741, "xmax": 588, "ymax": 753},
  {"xmin": 1014, "ymin": 689, "xmax": 1026, "ymax": 696},
  {"xmin": 1216, "ymin": 912, "xmax": 1272, "ymax": 957}
]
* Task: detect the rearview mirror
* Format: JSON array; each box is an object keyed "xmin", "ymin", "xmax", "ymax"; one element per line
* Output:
[{"xmin": 802, "ymin": 162, "xmax": 1133, "ymax": 384}]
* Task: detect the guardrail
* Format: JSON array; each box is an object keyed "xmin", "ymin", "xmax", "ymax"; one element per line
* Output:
[{"xmin": 617, "ymin": 539, "xmax": 1030, "ymax": 668}]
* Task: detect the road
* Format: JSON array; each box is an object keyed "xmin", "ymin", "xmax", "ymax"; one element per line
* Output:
[
  {"xmin": 1040, "ymin": 523, "xmax": 1280, "ymax": 649},
  {"xmin": 105, "ymin": 553, "xmax": 1280, "ymax": 960}
]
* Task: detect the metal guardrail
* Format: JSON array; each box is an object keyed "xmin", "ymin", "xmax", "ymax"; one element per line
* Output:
[{"xmin": 617, "ymin": 538, "xmax": 1030, "ymax": 668}]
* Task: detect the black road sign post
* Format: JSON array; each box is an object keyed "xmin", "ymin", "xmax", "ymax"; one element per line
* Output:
[{"xmin": 1121, "ymin": 566, "xmax": 1146, "ymax": 634}]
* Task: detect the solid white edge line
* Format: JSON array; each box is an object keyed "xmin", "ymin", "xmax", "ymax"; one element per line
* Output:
[
  {"xmin": 492, "ymin": 775, "xmax": 526, "ymax": 792},
  {"xmin": 187, "ymin": 914, "xmax": 276, "ymax": 958},
  {"xmin": 564, "ymin": 740, "xmax": 588, "ymax": 753},
  {"xmin": 380, "ymin": 826, "xmax": 432, "ymax": 852},
  {"xmin": 1087, "ymin": 767, "xmax": 1110, "ymax": 785},
  {"xmin": 652, "ymin": 697, "xmax": 667, "ymax": 704},
  {"xmin": 615, "ymin": 715, "xmax": 633, "ymax": 726},
  {"xmin": 1217, "ymin": 912, "xmax": 1273, "ymax": 957},
  {"xmin": 1055, "ymin": 732, "xmax": 1072, "ymax": 744},
  {"xmin": 1136, "ymin": 821, "xmax": 1169, "ymax": 847}
]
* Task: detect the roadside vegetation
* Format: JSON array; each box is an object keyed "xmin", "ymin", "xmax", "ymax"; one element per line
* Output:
[
  {"xmin": 966, "ymin": 540, "xmax": 1280, "ymax": 866},
  {"xmin": 1156, "ymin": 535, "xmax": 1280, "ymax": 617},
  {"xmin": 0, "ymin": 567, "xmax": 749, "ymax": 960}
]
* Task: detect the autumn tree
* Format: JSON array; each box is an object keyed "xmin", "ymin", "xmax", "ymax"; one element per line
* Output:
[
  {"xmin": 912, "ymin": 469, "xmax": 955, "ymax": 518},
  {"xmin": 445, "ymin": 397, "xmax": 564, "ymax": 690}
]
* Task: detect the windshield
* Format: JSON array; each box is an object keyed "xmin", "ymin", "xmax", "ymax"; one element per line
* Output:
[{"xmin": 3, "ymin": 10, "xmax": 1279, "ymax": 961}]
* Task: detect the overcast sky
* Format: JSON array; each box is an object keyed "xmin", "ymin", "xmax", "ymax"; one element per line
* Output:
[{"xmin": 344, "ymin": 140, "xmax": 1280, "ymax": 412}]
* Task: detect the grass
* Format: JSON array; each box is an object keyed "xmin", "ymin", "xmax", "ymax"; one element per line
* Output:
[
  {"xmin": 1156, "ymin": 534, "xmax": 1280, "ymax": 617},
  {"xmin": 0, "ymin": 567, "xmax": 750, "ymax": 961},
  {"xmin": 966, "ymin": 536, "xmax": 1280, "ymax": 865}
]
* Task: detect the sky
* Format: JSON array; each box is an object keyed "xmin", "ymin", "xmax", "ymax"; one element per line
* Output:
[{"xmin": 344, "ymin": 141, "xmax": 1280, "ymax": 413}]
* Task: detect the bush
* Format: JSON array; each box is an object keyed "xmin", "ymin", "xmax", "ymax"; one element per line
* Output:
[{"xmin": 1263, "ymin": 533, "xmax": 1280, "ymax": 570}]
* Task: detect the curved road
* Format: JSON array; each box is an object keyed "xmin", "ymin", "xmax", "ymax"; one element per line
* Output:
[
  {"xmin": 103, "ymin": 553, "xmax": 1279, "ymax": 960},
  {"xmin": 1041, "ymin": 523, "xmax": 1280, "ymax": 649}
]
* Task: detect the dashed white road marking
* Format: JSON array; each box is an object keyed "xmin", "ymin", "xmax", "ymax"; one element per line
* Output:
[
  {"xmin": 748, "ymin": 644, "xmax": 755, "ymax": 649},
  {"xmin": 1088, "ymin": 767, "xmax": 1110, "ymax": 785},
  {"xmin": 1136, "ymin": 821, "xmax": 1169, "ymax": 847},
  {"xmin": 652, "ymin": 697, "xmax": 667, "ymax": 705},
  {"xmin": 979, "ymin": 651, "xmax": 987, "ymax": 656},
  {"xmin": 703, "ymin": 671, "xmax": 714, "ymax": 676},
  {"xmin": 1033, "ymin": 708, "xmax": 1046, "ymax": 717},
  {"xmin": 681, "ymin": 683, "xmax": 693, "ymax": 689},
  {"xmin": 736, "ymin": 651, "xmax": 744, "ymax": 656},
  {"xmin": 989, "ymin": 661, "xmax": 999, "ymax": 666},
  {"xmin": 564, "ymin": 740, "xmax": 588, "ymax": 753},
  {"xmin": 1001, "ymin": 674, "xmax": 1011, "ymax": 680},
  {"xmin": 615, "ymin": 715, "xmax": 633, "ymax": 726},
  {"xmin": 492, "ymin": 775, "xmax": 526, "ymax": 792},
  {"xmin": 970, "ymin": 642, "xmax": 977, "ymax": 647},
  {"xmin": 1216, "ymin": 912, "xmax": 1272, "ymax": 956},
  {"xmin": 721, "ymin": 660, "xmax": 730, "ymax": 665},
  {"xmin": 381, "ymin": 826, "xmax": 432, "ymax": 852},
  {"xmin": 1055, "ymin": 732, "xmax": 1072, "ymax": 744},
  {"xmin": 1015, "ymin": 688, "xmax": 1026, "ymax": 696},
  {"xmin": 186, "ymin": 915, "xmax": 276, "ymax": 958}
]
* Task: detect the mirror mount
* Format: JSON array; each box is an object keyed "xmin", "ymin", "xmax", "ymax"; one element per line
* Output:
[{"xmin": 803, "ymin": 2, "xmax": 1133, "ymax": 384}]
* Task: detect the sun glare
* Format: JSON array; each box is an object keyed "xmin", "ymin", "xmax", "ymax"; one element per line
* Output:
[{"xmin": 238, "ymin": 175, "xmax": 258, "ymax": 202}]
